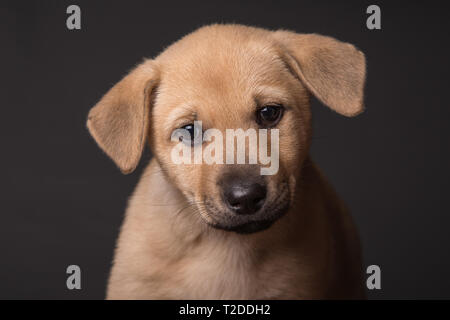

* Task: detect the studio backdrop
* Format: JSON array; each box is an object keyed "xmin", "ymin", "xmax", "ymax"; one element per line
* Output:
[{"xmin": 2, "ymin": 0, "xmax": 449, "ymax": 299}]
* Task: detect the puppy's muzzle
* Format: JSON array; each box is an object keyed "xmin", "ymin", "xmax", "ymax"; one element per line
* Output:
[{"xmin": 202, "ymin": 168, "xmax": 289, "ymax": 234}]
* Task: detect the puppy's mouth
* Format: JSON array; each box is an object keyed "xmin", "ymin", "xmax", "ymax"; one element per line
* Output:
[
  {"xmin": 201, "ymin": 185, "xmax": 290, "ymax": 234},
  {"xmin": 211, "ymin": 219, "xmax": 276, "ymax": 234}
]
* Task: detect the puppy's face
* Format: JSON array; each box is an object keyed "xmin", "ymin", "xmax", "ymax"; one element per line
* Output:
[
  {"xmin": 151, "ymin": 33, "xmax": 311, "ymax": 233},
  {"xmin": 87, "ymin": 25, "xmax": 366, "ymax": 234}
]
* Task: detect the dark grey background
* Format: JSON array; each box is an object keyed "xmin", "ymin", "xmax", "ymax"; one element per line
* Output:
[{"xmin": 2, "ymin": 0, "xmax": 449, "ymax": 299}]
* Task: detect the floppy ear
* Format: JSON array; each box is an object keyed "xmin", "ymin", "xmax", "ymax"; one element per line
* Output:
[
  {"xmin": 273, "ymin": 31, "xmax": 366, "ymax": 117},
  {"xmin": 87, "ymin": 60, "xmax": 159, "ymax": 174}
]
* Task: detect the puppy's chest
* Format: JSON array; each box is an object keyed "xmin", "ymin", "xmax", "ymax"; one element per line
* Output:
[{"xmin": 165, "ymin": 245, "xmax": 302, "ymax": 299}]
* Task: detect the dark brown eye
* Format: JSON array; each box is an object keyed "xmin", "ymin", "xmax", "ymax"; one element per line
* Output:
[{"xmin": 256, "ymin": 105, "xmax": 284, "ymax": 127}]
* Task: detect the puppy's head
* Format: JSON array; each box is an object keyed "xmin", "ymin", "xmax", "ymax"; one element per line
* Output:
[{"xmin": 87, "ymin": 25, "xmax": 365, "ymax": 234}]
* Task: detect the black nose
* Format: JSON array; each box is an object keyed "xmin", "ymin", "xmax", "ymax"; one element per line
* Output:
[{"xmin": 223, "ymin": 182, "xmax": 267, "ymax": 215}]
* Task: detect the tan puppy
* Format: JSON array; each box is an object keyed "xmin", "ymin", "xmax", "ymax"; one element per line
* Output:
[{"xmin": 87, "ymin": 24, "xmax": 366, "ymax": 299}]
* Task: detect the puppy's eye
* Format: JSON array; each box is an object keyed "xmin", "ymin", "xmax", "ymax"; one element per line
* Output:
[
  {"xmin": 179, "ymin": 123, "xmax": 202, "ymax": 146},
  {"xmin": 256, "ymin": 105, "xmax": 284, "ymax": 127}
]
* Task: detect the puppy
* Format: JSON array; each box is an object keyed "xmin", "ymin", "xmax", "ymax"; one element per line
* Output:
[{"xmin": 87, "ymin": 24, "xmax": 366, "ymax": 299}]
